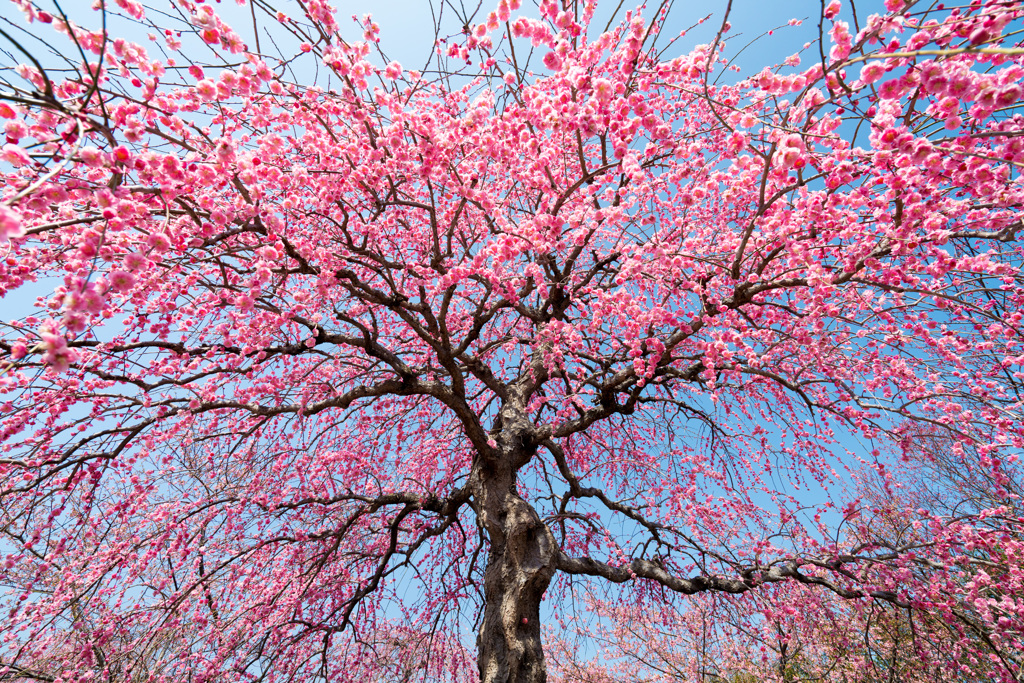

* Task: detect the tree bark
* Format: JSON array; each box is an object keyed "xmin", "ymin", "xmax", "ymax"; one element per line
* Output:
[{"xmin": 474, "ymin": 437, "xmax": 558, "ymax": 683}]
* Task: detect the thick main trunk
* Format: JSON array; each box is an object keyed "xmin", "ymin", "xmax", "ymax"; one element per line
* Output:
[{"xmin": 475, "ymin": 450, "xmax": 558, "ymax": 683}]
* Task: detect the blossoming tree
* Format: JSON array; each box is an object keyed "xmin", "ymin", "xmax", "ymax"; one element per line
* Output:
[{"xmin": 0, "ymin": 0, "xmax": 1022, "ymax": 681}]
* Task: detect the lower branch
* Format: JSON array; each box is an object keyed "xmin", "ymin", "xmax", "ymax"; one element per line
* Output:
[{"xmin": 556, "ymin": 553, "xmax": 908, "ymax": 607}]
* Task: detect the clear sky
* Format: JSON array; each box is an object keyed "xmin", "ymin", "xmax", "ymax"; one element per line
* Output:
[
  {"xmin": 218, "ymin": 0, "xmax": 888, "ymax": 76},
  {"xmin": 0, "ymin": 1, "xmax": 888, "ymax": 98}
]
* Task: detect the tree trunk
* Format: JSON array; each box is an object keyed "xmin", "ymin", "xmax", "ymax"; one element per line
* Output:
[{"xmin": 474, "ymin": 440, "xmax": 558, "ymax": 683}]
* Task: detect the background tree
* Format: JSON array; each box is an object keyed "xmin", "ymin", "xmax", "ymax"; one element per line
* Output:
[
  {"xmin": 0, "ymin": 0, "xmax": 1022, "ymax": 682},
  {"xmin": 551, "ymin": 428, "xmax": 1024, "ymax": 682}
]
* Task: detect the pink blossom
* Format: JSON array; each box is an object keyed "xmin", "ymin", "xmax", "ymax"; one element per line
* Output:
[
  {"xmin": 859, "ymin": 62, "xmax": 885, "ymax": 85},
  {"xmin": 123, "ymin": 252, "xmax": 148, "ymax": 270},
  {"xmin": 108, "ymin": 270, "xmax": 136, "ymax": 292},
  {"xmin": 997, "ymin": 84, "xmax": 1021, "ymax": 108},
  {"xmin": 215, "ymin": 139, "xmax": 236, "ymax": 164},
  {"xmin": 877, "ymin": 79, "xmax": 903, "ymax": 99},
  {"xmin": 593, "ymin": 78, "xmax": 614, "ymax": 103},
  {"xmin": 780, "ymin": 133, "xmax": 805, "ymax": 151},
  {"xmin": 936, "ymin": 96, "xmax": 959, "ymax": 116},
  {"xmin": 195, "ymin": 79, "xmax": 217, "ymax": 101},
  {"xmin": 976, "ymin": 87, "xmax": 998, "ymax": 111},
  {"xmin": 79, "ymin": 146, "xmax": 105, "ymax": 166},
  {"xmin": 969, "ymin": 27, "xmax": 993, "ymax": 46},
  {"xmin": 946, "ymin": 73, "xmax": 973, "ymax": 99},
  {"xmin": 0, "ymin": 205, "xmax": 23, "ymax": 241},
  {"xmin": 829, "ymin": 20, "xmax": 852, "ymax": 60},
  {"xmin": 1, "ymin": 143, "xmax": 31, "ymax": 166},
  {"xmin": 727, "ymin": 131, "xmax": 748, "ymax": 154},
  {"xmin": 10, "ymin": 341, "xmax": 27, "ymax": 360},
  {"xmin": 147, "ymin": 233, "xmax": 171, "ymax": 252},
  {"xmin": 779, "ymin": 146, "xmax": 806, "ymax": 169},
  {"xmin": 4, "ymin": 120, "xmax": 27, "ymax": 141},
  {"xmin": 38, "ymin": 320, "xmax": 75, "ymax": 372},
  {"xmin": 112, "ymin": 145, "xmax": 131, "ymax": 164}
]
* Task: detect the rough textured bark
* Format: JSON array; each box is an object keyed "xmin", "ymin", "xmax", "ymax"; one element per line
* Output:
[{"xmin": 475, "ymin": 415, "xmax": 558, "ymax": 683}]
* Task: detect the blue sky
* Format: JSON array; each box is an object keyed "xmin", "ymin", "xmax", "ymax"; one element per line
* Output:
[
  {"xmin": 0, "ymin": 1, "xmax": 889, "ymax": 91},
  {"xmin": 224, "ymin": 0, "xmax": 887, "ymax": 74}
]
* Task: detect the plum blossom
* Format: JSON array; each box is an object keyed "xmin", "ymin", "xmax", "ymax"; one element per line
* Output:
[
  {"xmin": 108, "ymin": 270, "xmax": 136, "ymax": 292},
  {"xmin": 776, "ymin": 133, "xmax": 808, "ymax": 170},
  {"xmin": 859, "ymin": 62, "xmax": 885, "ymax": 85},
  {"xmin": 0, "ymin": 205, "xmax": 23, "ymax": 241},
  {"xmin": 79, "ymin": 146, "xmax": 105, "ymax": 167},
  {"xmin": 4, "ymin": 120, "xmax": 28, "ymax": 141},
  {"xmin": 38, "ymin": 319, "xmax": 76, "ymax": 372},
  {"xmin": 195, "ymin": 79, "xmax": 218, "ymax": 101},
  {"xmin": 1, "ymin": 143, "xmax": 31, "ymax": 166},
  {"xmin": 593, "ymin": 78, "xmax": 614, "ymax": 103}
]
